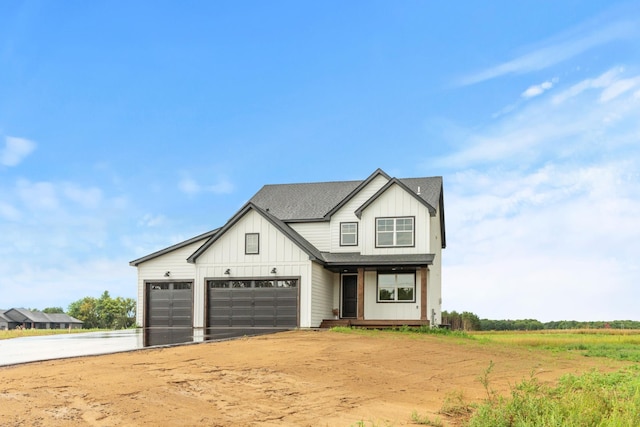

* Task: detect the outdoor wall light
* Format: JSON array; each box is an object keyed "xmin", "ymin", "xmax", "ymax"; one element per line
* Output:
[
  {"xmin": 164, "ymin": 271, "xmax": 171, "ymax": 277},
  {"xmin": 271, "ymin": 267, "xmax": 277, "ymax": 274},
  {"xmin": 224, "ymin": 268, "xmax": 231, "ymax": 275}
]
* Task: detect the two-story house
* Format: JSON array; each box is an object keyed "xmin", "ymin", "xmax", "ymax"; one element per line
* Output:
[{"xmin": 130, "ymin": 169, "xmax": 445, "ymax": 330}]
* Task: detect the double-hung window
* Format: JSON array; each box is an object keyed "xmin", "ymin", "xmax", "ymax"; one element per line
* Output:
[
  {"xmin": 376, "ymin": 217, "xmax": 414, "ymax": 247},
  {"xmin": 377, "ymin": 272, "xmax": 415, "ymax": 302},
  {"xmin": 245, "ymin": 233, "xmax": 259, "ymax": 254},
  {"xmin": 340, "ymin": 222, "xmax": 358, "ymax": 246}
]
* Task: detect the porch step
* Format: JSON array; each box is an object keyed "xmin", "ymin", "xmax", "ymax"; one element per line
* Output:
[{"xmin": 319, "ymin": 319, "xmax": 432, "ymax": 329}]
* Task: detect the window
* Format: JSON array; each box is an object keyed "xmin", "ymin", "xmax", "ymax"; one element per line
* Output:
[
  {"xmin": 377, "ymin": 272, "xmax": 415, "ymax": 302},
  {"xmin": 340, "ymin": 222, "xmax": 358, "ymax": 246},
  {"xmin": 208, "ymin": 279, "xmax": 298, "ymax": 289},
  {"xmin": 245, "ymin": 233, "xmax": 259, "ymax": 254},
  {"xmin": 376, "ymin": 217, "xmax": 414, "ymax": 247}
]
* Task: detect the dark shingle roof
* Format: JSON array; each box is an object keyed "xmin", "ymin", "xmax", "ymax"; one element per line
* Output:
[
  {"xmin": 2, "ymin": 309, "xmax": 83, "ymax": 324},
  {"xmin": 321, "ymin": 252, "xmax": 435, "ymax": 267},
  {"xmin": 250, "ymin": 180, "xmax": 362, "ymax": 221},
  {"xmin": 130, "ymin": 228, "xmax": 220, "ymax": 266},
  {"xmin": 250, "ymin": 170, "xmax": 443, "ymax": 222}
]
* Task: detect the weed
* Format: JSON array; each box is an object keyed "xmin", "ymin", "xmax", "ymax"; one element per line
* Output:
[
  {"xmin": 410, "ymin": 410, "xmax": 443, "ymax": 426},
  {"xmin": 439, "ymin": 390, "xmax": 474, "ymax": 418},
  {"xmin": 478, "ymin": 360, "xmax": 498, "ymax": 404},
  {"xmin": 468, "ymin": 366, "xmax": 640, "ymax": 426}
]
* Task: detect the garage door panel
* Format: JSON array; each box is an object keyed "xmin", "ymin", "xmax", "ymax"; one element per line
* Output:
[
  {"xmin": 207, "ymin": 279, "xmax": 298, "ymax": 328},
  {"xmin": 147, "ymin": 282, "xmax": 193, "ymax": 328}
]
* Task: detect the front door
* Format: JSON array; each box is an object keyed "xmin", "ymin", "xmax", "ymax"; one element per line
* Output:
[{"xmin": 341, "ymin": 275, "xmax": 357, "ymax": 318}]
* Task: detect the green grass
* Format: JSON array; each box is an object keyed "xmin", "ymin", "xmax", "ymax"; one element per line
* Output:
[
  {"xmin": 471, "ymin": 329, "xmax": 640, "ymax": 362},
  {"xmin": 468, "ymin": 366, "xmax": 640, "ymax": 427},
  {"xmin": 333, "ymin": 327, "xmax": 640, "ymax": 425},
  {"xmin": 0, "ymin": 328, "xmax": 109, "ymax": 340},
  {"xmin": 331, "ymin": 325, "xmax": 472, "ymax": 339}
]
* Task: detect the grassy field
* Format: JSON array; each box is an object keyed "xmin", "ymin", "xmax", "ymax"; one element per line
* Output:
[
  {"xmin": 470, "ymin": 329, "xmax": 640, "ymax": 362},
  {"xmin": 0, "ymin": 328, "xmax": 106, "ymax": 340},
  {"xmin": 337, "ymin": 327, "xmax": 640, "ymax": 426},
  {"xmin": 464, "ymin": 330, "xmax": 640, "ymax": 426}
]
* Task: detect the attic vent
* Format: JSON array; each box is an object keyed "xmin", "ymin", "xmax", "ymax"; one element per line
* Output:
[{"xmin": 417, "ymin": 186, "xmax": 421, "ymax": 195}]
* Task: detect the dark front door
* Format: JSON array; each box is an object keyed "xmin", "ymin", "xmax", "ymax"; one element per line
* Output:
[{"xmin": 341, "ymin": 275, "xmax": 357, "ymax": 318}]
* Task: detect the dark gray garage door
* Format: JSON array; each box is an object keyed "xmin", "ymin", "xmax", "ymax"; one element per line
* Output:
[
  {"xmin": 207, "ymin": 279, "xmax": 298, "ymax": 328},
  {"xmin": 146, "ymin": 282, "xmax": 193, "ymax": 327}
]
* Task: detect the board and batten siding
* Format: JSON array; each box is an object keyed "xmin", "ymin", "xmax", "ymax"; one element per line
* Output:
[
  {"xmin": 329, "ymin": 174, "xmax": 389, "ymax": 253},
  {"xmin": 428, "ymin": 204, "xmax": 443, "ymax": 325},
  {"xmin": 289, "ymin": 222, "xmax": 330, "ymax": 252},
  {"xmin": 134, "ymin": 239, "xmax": 204, "ymax": 327},
  {"xmin": 310, "ymin": 261, "xmax": 335, "ymax": 327},
  {"xmin": 363, "ymin": 270, "xmax": 422, "ymax": 320},
  {"xmin": 193, "ymin": 209, "xmax": 313, "ymax": 328},
  {"xmin": 359, "ymin": 183, "xmax": 432, "ymax": 256}
]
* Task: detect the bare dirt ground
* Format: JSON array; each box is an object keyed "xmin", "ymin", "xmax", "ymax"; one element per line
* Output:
[{"xmin": 0, "ymin": 330, "xmax": 626, "ymax": 426}]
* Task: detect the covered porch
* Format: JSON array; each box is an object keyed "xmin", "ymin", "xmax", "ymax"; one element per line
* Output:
[{"xmin": 321, "ymin": 253, "xmax": 435, "ymax": 327}]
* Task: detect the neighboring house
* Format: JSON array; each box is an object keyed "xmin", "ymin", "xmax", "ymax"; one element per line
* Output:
[
  {"xmin": 130, "ymin": 168, "xmax": 446, "ymax": 330},
  {"xmin": 0, "ymin": 310, "xmax": 9, "ymax": 330},
  {"xmin": 1, "ymin": 308, "xmax": 83, "ymax": 330}
]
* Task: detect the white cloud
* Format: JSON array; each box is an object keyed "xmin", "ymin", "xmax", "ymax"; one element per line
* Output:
[
  {"xmin": 0, "ymin": 258, "xmax": 136, "ymax": 309},
  {"xmin": 0, "ymin": 202, "xmax": 21, "ymax": 221},
  {"xmin": 179, "ymin": 175, "xmax": 234, "ymax": 195},
  {"xmin": 435, "ymin": 67, "xmax": 640, "ymax": 321},
  {"xmin": 62, "ymin": 184, "xmax": 103, "ymax": 209},
  {"xmin": 460, "ymin": 19, "xmax": 637, "ymax": 85},
  {"xmin": 521, "ymin": 79, "xmax": 557, "ymax": 99},
  {"xmin": 16, "ymin": 179, "xmax": 59, "ymax": 210},
  {"xmin": 0, "ymin": 136, "xmax": 36, "ymax": 167},
  {"xmin": 138, "ymin": 213, "xmax": 166, "ymax": 227},
  {"xmin": 179, "ymin": 177, "xmax": 200, "ymax": 195},
  {"xmin": 440, "ymin": 67, "xmax": 640, "ymax": 169}
]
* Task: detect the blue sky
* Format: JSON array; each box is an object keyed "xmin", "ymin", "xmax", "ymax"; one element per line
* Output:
[{"xmin": 1, "ymin": 1, "xmax": 639, "ymax": 321}]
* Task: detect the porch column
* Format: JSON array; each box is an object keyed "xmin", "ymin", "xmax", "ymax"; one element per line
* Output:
[
  {"xmin": 357, "ymin": 267, "xmax": 365, "ymax": 320},
  {"xmin": 420, "ymin": 267, "xmax": 428, "ymax": 321}
]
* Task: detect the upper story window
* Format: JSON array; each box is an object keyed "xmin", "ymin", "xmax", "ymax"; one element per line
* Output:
[
  {"xmin": 245, "ymin": 233, "xmax": 259, "ymax": 254},
  {"xmin": 376, "ymin": 217, "xmax": 414, "ymax": 247},
  {"xmin": 340, "ymin": 222, "xmax": 358, "ymax": 246}
]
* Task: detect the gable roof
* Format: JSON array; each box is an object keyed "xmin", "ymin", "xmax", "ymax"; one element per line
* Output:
[
  {"xmin": 249, "ymin": 168, "xmax": 443, "ymax": 223},
  {"xmin": 249, "ymin": 180, "xmax": 362, "ymax": 221},
  {"xmin": 2, "ymin": 308, "xmax": 82, "ymax": 324},
  {"xmin": 187, "ymin": 202, "xmax": 324, "ymax": 263},
  {"xmin": 129, "ymin": 228, "xmax": 220, "ymax": 266},
  {"xmin": 354, "ymin": 177, "xmax": 438, "ymax": 218}
]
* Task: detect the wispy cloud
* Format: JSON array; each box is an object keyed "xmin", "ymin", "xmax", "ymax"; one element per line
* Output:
[
  {"xmin": 434, "ymin": 66, "xmax": 640, "ymax": 320},
  {"xmin": 0, "ymin": 136, "xmax": 36, "ymax": 167},
  {"xmin": 441, "ymin": 67, "xmax": 640, "ymax": 169},
  {"xmin": 521, "ymin": 78, "xmax": 557, "ymax": 99},
  {"xmin": 179, "ymin": 175, "xmax": 234, "ymax": 195},
  {"xmin": 460, "ymin": 19, "xmax": 638, "ymax": 85}
]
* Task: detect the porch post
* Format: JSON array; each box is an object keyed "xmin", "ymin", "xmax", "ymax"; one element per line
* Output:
[
  {"xmin": 357, "ymin": 268, "xmax": 365, "ymax": 320},
  {"xmin": 420, "ymin": 267, "xmax": 428, "ymax": 321}
]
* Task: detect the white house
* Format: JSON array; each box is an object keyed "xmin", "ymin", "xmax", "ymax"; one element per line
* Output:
[{"xmin": 130, "ymin": 169, "xmax": 446, "ymax": 330}]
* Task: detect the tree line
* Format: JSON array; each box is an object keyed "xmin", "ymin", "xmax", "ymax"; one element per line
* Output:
[
  {"xmin": 442, "ymin": 311, "xmax": 640, "ymax": 331},
  {"xmin": 34, "ymin": 291, "xmax": 136, "ymax": 329}
]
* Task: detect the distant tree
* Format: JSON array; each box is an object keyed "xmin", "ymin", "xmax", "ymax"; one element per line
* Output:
[
  {"xmin": 42, "ymin": 307, "xmax": 65, "ymax": 314},
  {"xmin": 68, "ymin": 291, "xmax": 136, "ymax": 329},
  {"xmin": 68, "ymin": 297, "xmax": 99, "ymax": 328},
  {"xmin": 442, "ymin": 310, "xmax": 481, "ymax": 331}
]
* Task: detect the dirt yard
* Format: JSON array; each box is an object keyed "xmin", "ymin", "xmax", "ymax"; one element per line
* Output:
[{"xmin": 0, "ymin": 330, "xmax": 625, "ymax": 426}]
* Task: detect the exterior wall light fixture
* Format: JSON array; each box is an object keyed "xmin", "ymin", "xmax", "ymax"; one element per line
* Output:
[{"xmin": 224, "ymin": 269, "xmax": 231, "ymax": 275}]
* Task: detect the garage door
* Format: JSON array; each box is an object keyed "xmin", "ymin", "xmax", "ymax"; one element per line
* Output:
[
  {"xmin": 207, "ymin": 279, "xmax": 298, "ymax": 328},
  {"xmin": 146, "ymin": 282, "xmax": 193, "ymax": 327}
]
